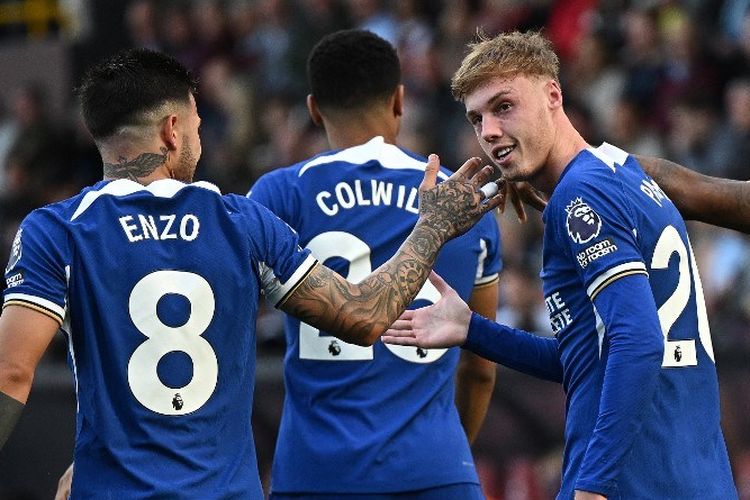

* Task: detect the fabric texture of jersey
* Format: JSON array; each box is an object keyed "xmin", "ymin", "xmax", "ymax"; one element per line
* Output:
[
  {"xmin": 248, "ymin": 136, "xmax": 502, "ymax": 494},
  {"xmin": 539, "ymin": 143, "xmax": 735, "ymax": 499},
  {"xmin": 2, "ymin": 178, "xmax": 315, "ymax": 499}
]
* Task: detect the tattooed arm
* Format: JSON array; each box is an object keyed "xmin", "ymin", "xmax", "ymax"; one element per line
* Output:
[
  {"xmin": 635, "ymin": 155, "xmax": 750, "ymax": 234},
  {"xmin": 279, "ymin": 155, "xmax": 504, "ymax": 346}
]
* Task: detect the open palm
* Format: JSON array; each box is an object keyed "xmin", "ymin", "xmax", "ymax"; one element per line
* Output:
[{"xmin": 382, "ymin": 271, "xmax": 473, "ymax": 348}]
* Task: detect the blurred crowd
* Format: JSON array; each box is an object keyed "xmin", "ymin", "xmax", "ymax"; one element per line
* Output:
[{"xmin": 3, "ymin": 0, "xmax": 750, "ymax": 498}]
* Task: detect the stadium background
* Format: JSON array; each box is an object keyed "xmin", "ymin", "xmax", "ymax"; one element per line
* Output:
[{"xmin": 1, "ymin": 0, "xmax": 750, "ymax": 498}]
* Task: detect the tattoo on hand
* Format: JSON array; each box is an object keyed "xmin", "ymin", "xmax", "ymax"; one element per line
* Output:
[
  {"xmin": 419, "ymin": 176, "xmax": 486, "ymax": 243},
  {"xmin": 103, "ymin": 147, "xmax": 168, "ymax": 181},
  {"xmin": 284, "ymin": 169, "xmax": 493, "ymax": 342}
]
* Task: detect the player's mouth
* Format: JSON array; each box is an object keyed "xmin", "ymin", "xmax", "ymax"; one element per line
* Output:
[{"xmin": 492, "ymin": 144, "xmax": 516, "ymax": 165}]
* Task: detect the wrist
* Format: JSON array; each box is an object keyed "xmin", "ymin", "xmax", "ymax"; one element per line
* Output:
[{"xmin": 414, "ymin": 218, "xmax": 448, "ymax": 247}]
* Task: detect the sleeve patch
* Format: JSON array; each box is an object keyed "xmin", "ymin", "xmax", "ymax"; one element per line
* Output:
[
  {"xmin": 5, "ymin": 228, "xmax": 22, "ymax": 273},
  {"xmin": 566, "ymin": 197, "xmax": 602, "ymax": 244},
  {"xmin": 577, "ymin": 238, "xmax": 619, "ymax": 269}
]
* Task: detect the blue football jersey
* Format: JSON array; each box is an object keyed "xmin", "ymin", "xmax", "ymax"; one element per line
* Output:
[
  {"xmin": 248, "ymin": 136, "xmax": 502, "ymax": 493},
  {"xmin": 2, "ymin": 179, "xmax": 316, "ymax": 499},
  {"xmin": 541, "ymin": 144, "xmax": 735, "ymax": 499}
]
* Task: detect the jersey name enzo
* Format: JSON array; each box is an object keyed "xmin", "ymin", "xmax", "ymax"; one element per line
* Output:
[{"xmin": 118, "ymin": 213, "xmax": 200, "ymax": 242}]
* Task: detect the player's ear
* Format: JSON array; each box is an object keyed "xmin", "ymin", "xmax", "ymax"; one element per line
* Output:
[
  {"xmin": 160, "ymin": 114, "xmax": 179, "ymax": 151},
  {"xmin": 546, "ymin": 79, "xmax": 563, "ymax": 110},
  {"xmin": 392, "ymin": 85, "xmax": 404, "ymax": 118},
  {"xmin": 306, "ymin": 95, "xmax": 324, "ymax": 127}
]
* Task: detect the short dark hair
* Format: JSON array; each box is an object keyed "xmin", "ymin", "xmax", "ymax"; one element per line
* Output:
[
  {"xmin": 76, "ymin": 48, "xmax": 197, "ymax": 140},
  {"xmin": 307, "ymin": 29, "xmax": 400, "ymax": 111}
]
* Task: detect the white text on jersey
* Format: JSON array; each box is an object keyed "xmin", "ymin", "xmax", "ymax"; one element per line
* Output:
[
  {"xmin": 545, "ymin": 291, "xmax": 572, "ymax": 334},
  {"xmin": 118, "ymin": 214, "xmax": 200, "ymax": 242},
  {"xmin": 315, "ymin": 180, "xmax": 419, "ymax": 216}
]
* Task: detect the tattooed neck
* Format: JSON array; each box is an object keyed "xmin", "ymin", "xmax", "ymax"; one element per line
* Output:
[{"xmin": 103, "ymin": 147, "xmax": 168, "ymax": 181}]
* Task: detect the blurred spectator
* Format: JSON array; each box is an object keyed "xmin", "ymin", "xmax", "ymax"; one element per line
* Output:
[
  {"xmin": 604, "ymin": 95, "xmax": 666, "ymax": 157},
  {"xmin": 654, "ymin": 13, "xmax": 722, "ymax": 131},
  {"xmin": 496, "ymin": 264, "xmax": 551, "ymax": 335},
  {"xmin": 283, "ymin": 0, "xmax": 352, "ymax": 98},
  {"xmin": 666, "ymin": 94, "xmax": 720, "ymax": 174},
  {"xmin": 0, "ymin": 97, "xmax": 19, "ymax": 196},
  {"xmin": 126, "ymin": 0, "xmax": 160, "ymax": 50},
  {"xmin": 195, "ymin": 56, "xmax": 255, "ymax": 191},
  {"xmin": 566, "ymin": 31, "xmax": 625, "ymax": 133},
  {"xmin": 3, "ymin": 83, "xmax": 67, "ymax": 206},
  {"xmin": 545, "ymin": 0, "xmax": 598, "ymax": 63},
  {"xmin": 160, "ymin": 3, "xmax": 197, "ymax": 68},
  {"xmin": 619, "ymin": 6, "xmax": 664, "ymax": 113},
  {"xmin": 348, "ymin": 0, "xmax": 398, "ymax": 44},
  {"xmin": 708, "ymin": 77, "xmax": 750, "ymax": 179}
]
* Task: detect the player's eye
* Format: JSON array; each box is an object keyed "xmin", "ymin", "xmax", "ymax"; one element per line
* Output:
[{"xmin": 496, "ymin": 102, "xmax": 512, "ymax": 113}]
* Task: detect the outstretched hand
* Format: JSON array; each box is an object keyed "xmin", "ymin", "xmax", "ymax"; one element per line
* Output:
[
  {"xmin": 381, "ymin": 271, "xmax": 472, "ymax": 348},
  {"xmin": 418, "ymin": 154, "xmax": 504, "ymax": 244}
]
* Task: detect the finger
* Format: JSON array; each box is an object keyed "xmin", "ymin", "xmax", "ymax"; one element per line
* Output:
[
  {"xmin": 499, "ymin": 180, "xmax": 508, "ymax": 214},
  {"xmin": 509, "ymin": 183, "xmax": 527, "ymax": 222},
  {"xmin": 395, "ymin": 309, "xmax": 415, "ymax": 322},
  {"xmin": 419, "ymin": 153, "xmax": 440, "ymax": 191},
  {"xmin": 473, "ymin": 164, "xmax": 496, "ymax": 187},
  {"xmin": 529, "ymin": 188, "xmax": 548, "ymax": 211},
  {"xmin": 452, "ymin": 156, "xmax": 483, "ymax": 180},
  {"xmin": 428, "ymin": 271, "xmax": 451, "ymax": 295},
  {"xmin": 479, "ymin": 183, "xmax": 506, "ymax": 212},
  {"xmin": 388, "ymin": 318, "xmax": 413, "ymax": 331},
  {"xmin": 381, "ymin": 335, "xmax": 419, "ymax": 346}
]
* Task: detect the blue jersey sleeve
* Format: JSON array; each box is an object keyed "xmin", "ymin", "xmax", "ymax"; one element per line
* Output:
[
  {"xmin": 246, "ymin": 169, "xmax": 296, "ymax": 225},
  {"xmin": 464, "ymin": 313, "xmax": 563, "ymax": 382},
  {"xmin": 2, "ymin": 209, "xmax": 69, "ymax": 324},
  {"xmin": 575, "ymin": 275, "xmax": 663, "ymax": 496},
  {"xmin": 240, "ymin": 197, "xmax": 316, "ymax": 307}
]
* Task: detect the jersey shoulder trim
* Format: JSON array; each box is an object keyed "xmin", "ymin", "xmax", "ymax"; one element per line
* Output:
[
  {"xmin": 475, "ymin": 273, "xmax": 499, "ymax": 287},
  {"xmin": 585, "ymin": 142, "xmax": 629, "ymax": 172},
  {"xmin": 3, "ymin": 294, "xmax": 64, "ymax": 325},
  {"xmin": 71, "ymin": 179, "xmax": 221, "ymax": 221},
  {"xmin": 260, "ymin": 254, "xmax": 318, "ymax": 307},
  {"xmin": 297, "ymin": 136, "xmax": 449, "ymax": 181},
  {"xmin": 586, "ymin": 261, "xmax": 648, "ymax": 300}
]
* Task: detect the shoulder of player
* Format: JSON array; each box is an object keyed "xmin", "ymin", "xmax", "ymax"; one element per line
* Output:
[
  {"xmin": 22, "ymin": 191, "xmax": 86, "ymax": 227},
  {"xmin": 546, "ymin": 163, "xmax": 628, "ymax": 227}
]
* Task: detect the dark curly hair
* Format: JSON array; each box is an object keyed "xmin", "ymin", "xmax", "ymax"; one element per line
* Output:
[{"xmin": 307, "ymin": 29, "xmax": 401, "ymax": 112}]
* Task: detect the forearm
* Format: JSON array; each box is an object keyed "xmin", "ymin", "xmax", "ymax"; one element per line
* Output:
[
  {"xmin": 0, "ymin": 304, "xmax": 61, "ymax": 450},
  {"xmin": 463, "ymin": 313, "xmax": 563, "ymax": 382},
  {"xmin": 456, "ymin": 283, "xmax": 499, "ymax": 442},
  {"xmin": 0, "ymin": 391, "xmax": 24, "ymax": 449},
  {"xmin": 636, "ymin": 155, "xmax": 750, "ymax": 233},
  {"xmin": 282, "ymin": 220, "xmax": 445, "ymax": 345},
  {"xmin": 455, "ymin": 352, "xmax": 495, "ymax": 443},
  {"xmin": 576, "ymin": 276, "xmax": 663, "ymax": 496}
]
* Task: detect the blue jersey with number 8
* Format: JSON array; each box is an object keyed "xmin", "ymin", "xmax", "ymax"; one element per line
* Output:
[{"xmin": 2, "ymin": 179, "xmax": 315, "ymax": 499}]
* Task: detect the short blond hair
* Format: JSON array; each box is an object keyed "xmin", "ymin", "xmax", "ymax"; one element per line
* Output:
[{"xmin": 451, "ymin": 30, "xmax": 560, "ymax": 102}]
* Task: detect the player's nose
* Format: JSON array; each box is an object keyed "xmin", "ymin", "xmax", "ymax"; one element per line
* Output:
[{"xmin": 481, "ymin": 117, "xmax": 503, "ymax": 143}]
